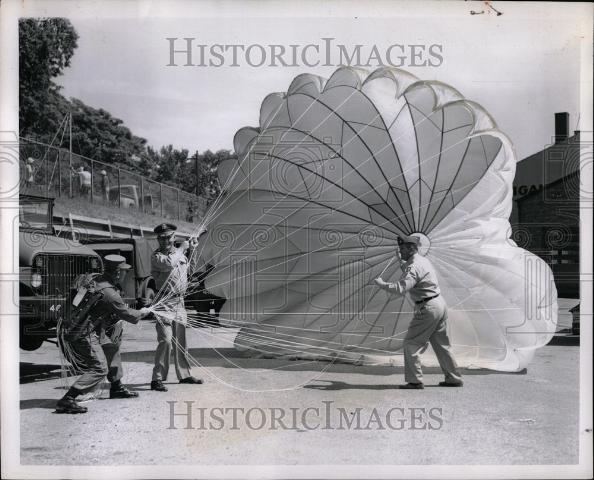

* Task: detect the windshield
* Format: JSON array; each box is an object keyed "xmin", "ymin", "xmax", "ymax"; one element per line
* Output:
[{"xmin": 19, "ymin": 199, "xmax": 51, "ymax": 230}]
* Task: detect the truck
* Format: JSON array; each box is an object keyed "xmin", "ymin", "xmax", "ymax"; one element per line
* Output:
[
  {"xmin": 80, "ymin": 237, "xmax": 159, "ymax": 309},
  {"xmin": 19, "ymin": 194, "xmax": 103, "ymax": 350},
  {"xmin": 108, "ymin": 184, "xmax": 154, "ymax": 212}
]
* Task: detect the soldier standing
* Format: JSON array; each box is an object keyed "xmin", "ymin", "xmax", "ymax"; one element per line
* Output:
[
  {"xmin": 56, "ymin": 255, "xmax": 152, "ymax": 414},
  {"xmin": 374, "ymin": 234, "xmax": 463, "ymax": 389},
  {"xmin": 150, "ymin": 223, "xmax": 203, "ymax": 392}
]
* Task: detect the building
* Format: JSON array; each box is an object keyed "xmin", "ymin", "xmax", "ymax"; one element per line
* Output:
[{"xmin": 511, "ymin": 113, "xmax": 580, "ymax": 299}]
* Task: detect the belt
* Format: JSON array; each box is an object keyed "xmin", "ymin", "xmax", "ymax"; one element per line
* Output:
[{"xmin": 415, "ymin": 294, "xmax": 440, "ymax": 305}]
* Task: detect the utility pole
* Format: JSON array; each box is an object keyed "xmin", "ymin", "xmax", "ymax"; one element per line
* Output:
[
  {"xmin": 194, "ymin": 150, "xmax": 200, "ymax": 196},
  {"xmin": 68, "ymin": 113, "xmax": 72, "ymax": 197}
]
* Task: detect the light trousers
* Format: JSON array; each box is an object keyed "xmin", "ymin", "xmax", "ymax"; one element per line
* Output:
[
  {"xmin": 403, "ymin": 296, "xmax": 462, "ymax": 384},
  {"xmin": 152, "ymin": 299, "xmax": 192, "ymax": 381}
]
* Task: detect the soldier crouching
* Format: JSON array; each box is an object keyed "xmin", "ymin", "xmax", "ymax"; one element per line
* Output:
[{"xmin": 56, "ymin": 254, "xmax": 152, "ymax": 414}]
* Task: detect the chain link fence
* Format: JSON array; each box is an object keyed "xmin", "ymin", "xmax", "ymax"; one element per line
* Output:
[{"xmin": 19, "ymin": 138, "xmax": 208, "ymax": 223}]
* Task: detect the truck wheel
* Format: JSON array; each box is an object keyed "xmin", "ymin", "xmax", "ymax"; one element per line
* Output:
[{"xmin": 19, "ymin": 322, "xmax": 45, "ymax": 351}]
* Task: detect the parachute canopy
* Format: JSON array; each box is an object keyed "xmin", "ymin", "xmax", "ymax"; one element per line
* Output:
[{"xmin": 199, "ymin": 67, "xmax": 558, "ymax": 372}]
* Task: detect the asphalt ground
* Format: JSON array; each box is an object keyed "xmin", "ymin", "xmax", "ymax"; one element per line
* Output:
[{"xmin": 18, "ymin": 316, "xmax": 580, "ymax": 467}]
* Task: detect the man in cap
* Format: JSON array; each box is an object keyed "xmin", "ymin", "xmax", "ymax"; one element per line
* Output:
[
  {"xmin": 374, "ymin": 233, "xmax": 463, "ymax": 389},
  {"xmin": 100, "ymin": 170, "xmax": 110, "ymax": 203},
  {"xmin": 150, "ymin": 223, "xmax": 203, "ymax": 391},
  {"xmin": 56, "ymin": 254, "xmax": 152, "ymax": 414},
  {"xmin": 25, "ymin": 157, "xmax": 35, "ymax": 190}
]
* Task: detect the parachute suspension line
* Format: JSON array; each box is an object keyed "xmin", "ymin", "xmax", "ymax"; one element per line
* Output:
[
  {"xmin": 192, "ymin": 110, "xmax": 482, "ymax": 283},
  {"xmin": 151, "ymin": 86, "xmax": 371, "ymax": 310},
  {"xmin": 158, "ymin": 154, "xmax": 490, "ymax": 317},
  {"xmin": 379, "ymin": 256, "xmax": 397, "ymax": 277}
]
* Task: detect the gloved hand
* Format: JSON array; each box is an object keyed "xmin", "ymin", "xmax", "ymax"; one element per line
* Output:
[
  {"xmin": 374, "ymin": 277, "xmax": 388, "ymax": 288},
  {"xmin": 139, "ymin": 307, "xmax": 152, "ymax": 318}
]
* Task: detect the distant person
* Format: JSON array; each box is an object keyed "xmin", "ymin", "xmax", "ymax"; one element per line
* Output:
[
  {"xmin": 186, "ymin": 203, "xmax": 195, "ymax": 223},
  {"xmin": 78, "ymin": 166, "xmax": 91, "ymax": 197},
  {"xmin": 25, "ymin": 157, "xmax": 35, "ymax": 190},
  {"xmin": 374, "ymin": 234, "xmax": 463, "ymax": 389},
  {"xmin": 100, "ymin": 170, "xmax": 110, "ymax": 203}
]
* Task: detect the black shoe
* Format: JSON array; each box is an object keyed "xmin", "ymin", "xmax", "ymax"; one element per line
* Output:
[
  {"xmin": 151, "ymin": 380, "xmax": 168, "ymax": 392},
  {"xmin": 398, "ymin": 383, "xmax": 424, "ymax": 390},
  {"xmin": 179, "ymin": 376, "xmax": 203, "ymax": 385},
  {"xmin": 110, "ymin": 385, "xmax": 140, "ymax": 399},
  {"xmin": 55, "ymin": 396, "xmax": 88, "ymax": 414},
  {"xmin": 438, "ymin": 380, "xmax": 464, "ymax": 387}
]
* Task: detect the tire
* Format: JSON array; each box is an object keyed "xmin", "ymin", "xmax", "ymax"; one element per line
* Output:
[{"xmin": 19, "ymin": 321, "xmax": 46, "ymax": 351}]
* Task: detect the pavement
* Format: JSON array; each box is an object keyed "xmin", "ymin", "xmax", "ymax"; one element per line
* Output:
[{"xmin": 19, "ymin": 320, "xmax": 580, "ymax": 466}]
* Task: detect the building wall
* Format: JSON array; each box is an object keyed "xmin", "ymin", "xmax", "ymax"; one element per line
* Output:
[{"xmin": 513, "ymin": 171, "xmax": 580, "ymax": 298}]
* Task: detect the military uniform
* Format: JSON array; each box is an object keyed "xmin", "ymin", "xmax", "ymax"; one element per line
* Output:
[
  {"xmin": 56, "ymin": 255, "xmax": 148, "ymax": 414},
  {"xmin": 150, "ymin": 223, "xmax": 201, "ymax": 390},
  {"xmin": 378, "ymin": 235, "xmax": 462, "ymax": 387},
  {"xmin": 65, "ymin": 277, "xmax": 144, "ymax": 393}
]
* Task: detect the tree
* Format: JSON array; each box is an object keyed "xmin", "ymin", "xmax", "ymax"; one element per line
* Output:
[{"xmin": 19, "ymin": 18, "xmax": 78, "ymax": 137}]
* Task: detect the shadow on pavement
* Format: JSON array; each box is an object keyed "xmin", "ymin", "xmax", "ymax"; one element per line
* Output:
[
  {"xmin": 121, "ymin": 349, "xmax": 528, "ymax": 376},
  {"xmin": 304, "ymin": 380, "xmax": 455, "ymax": 390},
  {"xmin": 20, "ymin": 399, "xmax": 57, "ymax": 410},
  {"xmin": 20, "ymin": 363, "xmax": 63, "ymax": 384}
]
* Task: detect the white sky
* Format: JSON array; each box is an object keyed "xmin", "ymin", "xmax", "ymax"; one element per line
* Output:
[{"xmin": 49, "ymin": 2, "xmax": 586, "ymax": 161}]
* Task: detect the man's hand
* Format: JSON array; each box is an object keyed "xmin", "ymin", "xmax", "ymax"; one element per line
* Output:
[
  {"xmin": 374, "ymin": 277, "xmax": 388, "ymax": 288},
  {"xmin": 139, "ymin": 307, "xmax": 152, "ymax": 318},
  {"xmin": 188, "ymin": 237, "xmax": 199, "ymax": 249}
]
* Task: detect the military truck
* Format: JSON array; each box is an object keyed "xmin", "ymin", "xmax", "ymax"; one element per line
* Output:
[
  {"xmin": 81, "ymin": 237, "xmax": 158, "ymax": 308},
  {"xmin": 82, "ymin": 236, "xmax": 226, "ymax": 326},
  {"xmin": 19, "ymin": 194, "xmax": 103, "ymax": 350}
]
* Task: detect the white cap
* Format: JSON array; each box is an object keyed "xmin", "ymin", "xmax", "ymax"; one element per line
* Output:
[{"xmin": 397, "ymin": 233, "xmax": 422, "ymax": 246}]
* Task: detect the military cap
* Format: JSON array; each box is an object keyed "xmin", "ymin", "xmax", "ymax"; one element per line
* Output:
[
  {"xmin": 103, "ymin": 254, "xmax": 131, "ymax": 270},
  {"xmin": 154, "ymin": 223, "xmax": 177, "ymax": 237},
  {"xmin": 397, "ymin": 233, "xmax": 422, "ymax": 247}
]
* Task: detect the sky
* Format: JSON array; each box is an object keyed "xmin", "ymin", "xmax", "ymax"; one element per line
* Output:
[{"xmin": 52, "ymin": 2, "xmax": 586, "ymax": 161}]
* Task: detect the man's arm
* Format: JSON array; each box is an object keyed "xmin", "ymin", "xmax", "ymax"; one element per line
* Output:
[
  {"xmin": 151, "ymin": 248, "xmax": 186, "ymax": 270},
  {"xmin": 103, "ymin": 289, "xmax": 150, "ymax": 324},
  {"xmin": 375, "ymin": 265, "xmax": 417, "ymax": 297}
]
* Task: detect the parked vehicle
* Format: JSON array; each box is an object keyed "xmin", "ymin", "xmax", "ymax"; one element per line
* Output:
[
  {"xmin": 185, "ymin": 264, "xmax": 226, "ymax": 327},
  {"xmin": 570, "ymin": 303, "xmax": 580, "ymax": 336},
  {"xmin": 108, "ymin": 184, "xmax": 154, "ymax": 212},
  {"xmin": 19, "ymin": 194, "xmax": 103, "ymax": 350},
  {"xmin": 81, "ymin": 237, "xmax": 158, "ymax": 308}
]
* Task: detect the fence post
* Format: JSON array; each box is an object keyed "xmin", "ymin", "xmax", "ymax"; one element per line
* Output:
[
  {"xmin": 140, "ymin": 177, "xmax": 144, "ymax": 213},
  {"xmin": 58, "ymin": 151, "xmax": 62, "ymax": 197},
  {"xmin": 69, "ymin": 113, "xmax": 73, "ymax": 198},
  {"xmin": 160, "ymin": 184, "xmax": 163, "ymax": 217},
  {"xmin": 177, "ymin": 189, "xmax": 180, "ymax": 220},
  {"xmin": 90, "ymin": 160, "xmax": 94, "ymax": 203},
  {"xmin": 117, "ymin": 168, "xmax": 121, "ymax": 208}
]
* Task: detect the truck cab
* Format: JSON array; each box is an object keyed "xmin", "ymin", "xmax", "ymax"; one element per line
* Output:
[
  {"xmin": 19, "ymin": 194, "xmax": 103, "ymax": 350},
  {"xmin": 81, "ymin": 237, "xmax": 158, "ymax": 309}
]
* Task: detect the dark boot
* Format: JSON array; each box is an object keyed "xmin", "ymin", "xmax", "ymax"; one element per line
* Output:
[
  {"xmin": 55, "ymin": 395, "xmax": 88, "ymax": 414},
  {"xmin": 151, "ymin": 380, "xmax": 168, "ymax": 392},
  {"xmin": 398, "ymin": 383, "xmax": 425, "ymax": 390},
  {"xmin": 110, "ymin": 380, "xmax": 139, "ymax": 399},
  {"xmin": 438, "ymin": 380, "xmax": 464, "ymax": 387},
  {"xmin": 179, "ymin": 376, "xmax": 203, "ymax": 385}
]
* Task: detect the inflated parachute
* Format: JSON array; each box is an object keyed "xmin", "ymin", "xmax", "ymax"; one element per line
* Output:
[{"xmin": 198, "ymin": 67, "xmax": 558, "ymax": 372}]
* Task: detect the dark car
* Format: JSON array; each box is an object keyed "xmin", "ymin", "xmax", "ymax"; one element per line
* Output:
[
  {"xmin": 19, "ymin": 194, "xmax": 103, "ymax": 350},
  {"xmin": 185, "ymin": 264, "xmax": 226, "ymax": 327},
  {"xmin": 81, "ymin": 237, "xmax": 159, "ymax": 308}
]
